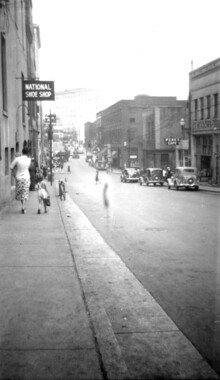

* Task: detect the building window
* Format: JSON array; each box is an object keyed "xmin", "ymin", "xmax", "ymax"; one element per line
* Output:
[
  {"xmin": 200, "ymin": 97, "xmax": 204, "ymax": 120},
  {"xmin": 1, "ymin": 33, "xmax": 8, "ymax": 112},
  {"xmin": 202, "ymin": 136, "xmax": 212, "ymax": 155},
  {"xmin": 194, "ymin": 99, "xmax": 198, "ymax": 121},
  {"xmin": 214, "ymin": 93, "xmax": 218, "ymax": 119},
  {"xmin": 5, "ymin": 147, "xmax": 9, "ymax": 175},
  {"xmin": 206, "ymin": 95, "xmax": 210, "ymax": 119},
  {"xmin": 11, "ymin": 148, "xmax": 15, "ymax": 185},
  {"xmin": 129, "ymin": 117, "xmax": 135, "ymax": 123}
]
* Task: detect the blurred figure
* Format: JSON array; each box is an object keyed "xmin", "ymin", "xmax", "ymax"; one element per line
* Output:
[
  {"xmin": 95, "ymin": 169, "xmax": 100, "ymax": 184},
  {"xmin": 42, "ymin": 164, "xmax": 48, "ymax": 179},
  {"xmin": 103, "ymin": 183, "xmax": 109, "ymax": 208}
]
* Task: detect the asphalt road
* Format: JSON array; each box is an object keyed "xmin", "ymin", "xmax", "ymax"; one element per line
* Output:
[{"xmin": 58, "ymin": 155, "xmax": 220, "ymax": 376}]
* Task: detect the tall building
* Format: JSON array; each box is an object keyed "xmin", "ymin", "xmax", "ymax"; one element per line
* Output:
[
  {"xmin": 0, "ymin": 0, "xmax": 40, "ymax": 208},
  {"xmin": 190, "ymin": 58, "xmax": 220, "ymax": 184},
  {"xmin": 54, "ymin": 88, "xmax": 100, "ymax": 143}
]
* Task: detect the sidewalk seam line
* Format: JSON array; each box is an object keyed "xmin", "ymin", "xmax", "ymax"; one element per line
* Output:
[{"xmin": 54, "ymin": 186, "xmax": 108, "ymax": 380}]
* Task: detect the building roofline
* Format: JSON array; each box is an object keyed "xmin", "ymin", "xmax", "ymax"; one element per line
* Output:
[{"xmin": 189, "ymin": 58, "xmax": 220, "ymax": 78}]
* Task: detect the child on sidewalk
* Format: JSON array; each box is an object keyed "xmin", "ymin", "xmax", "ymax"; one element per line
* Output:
[{"xmin": 35, "ymin": 173, "xmax": 50, "ymax": 214}]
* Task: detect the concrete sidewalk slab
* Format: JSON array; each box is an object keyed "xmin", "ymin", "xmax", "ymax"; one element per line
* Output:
[
  {"xmin": 0, "ymin": 185, "xmax": 104, "ymax": 380},
  {"xmin": 59, "ymin": 191, "xmax": 219, "ymax": 380},
  {"xmin": 0, "ymin": 180, "xmax": 219, "ymax": 379}
]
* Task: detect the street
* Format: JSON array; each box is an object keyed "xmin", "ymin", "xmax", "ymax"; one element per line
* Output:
[{"xmin": 57, "ymin": 155, "xmax": 220, "ymax": 376}]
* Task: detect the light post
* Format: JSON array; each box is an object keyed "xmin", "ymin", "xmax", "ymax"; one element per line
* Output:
[
  {"xmin": 123, "ymin": 141, "xmax": 127, "ymax": 168},
  {"xmin": 44, "ymin": 112, "xmax": 56, "ymax": 185},
  {"xmin": 180, "ymin": 118, "xmax": 185, "ymax": 166}
]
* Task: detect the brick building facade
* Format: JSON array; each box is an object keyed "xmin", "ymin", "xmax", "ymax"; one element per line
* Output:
[
  {"xmin": 95, "ymin": 95, "xmax": 187, "ymax": 170},
  {"xmin": 190, "ymin": 58, "xmax": 220, "ymax": 184}
]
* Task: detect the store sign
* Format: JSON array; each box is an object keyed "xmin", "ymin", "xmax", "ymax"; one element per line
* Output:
[
  {"xmin": 22, "ymin": 80, "xmax": 55, "ymax": 101},
  {"xmin": 164, "ymin": 137, "xmax": 181, "ymax": 146}
]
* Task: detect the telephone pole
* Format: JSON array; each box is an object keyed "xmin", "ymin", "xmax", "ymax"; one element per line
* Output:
[{"xmin": 44, "ymin": 112, "xmax": 56, "ymax": 185}]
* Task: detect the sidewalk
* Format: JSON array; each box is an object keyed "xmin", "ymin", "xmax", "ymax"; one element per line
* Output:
[{"xmin": 0, "ymin": 182, "xmax": 219, "ymax": 380}]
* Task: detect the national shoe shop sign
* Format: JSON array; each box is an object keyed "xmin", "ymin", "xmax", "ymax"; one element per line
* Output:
[{"xmin": 22, "ymin": 80, "xmax": 55, "ymax": 101}]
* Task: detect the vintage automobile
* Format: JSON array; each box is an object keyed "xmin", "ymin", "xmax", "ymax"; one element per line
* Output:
[
  {"xmin": 167, "ymin": 166, "xmax": 199, "ymax": 190},
  {"xmin": 120, "ymin": 168, "xmax": 139, "ymax": 183},
  {"xmin": 139, "ymin": 168, "xmax": 164, "ymax": 186}
]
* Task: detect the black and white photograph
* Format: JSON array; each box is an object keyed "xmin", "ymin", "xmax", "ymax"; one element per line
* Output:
[{"xmin": 0, "ymin": 0, "xmax": 220, "ymax": 379}]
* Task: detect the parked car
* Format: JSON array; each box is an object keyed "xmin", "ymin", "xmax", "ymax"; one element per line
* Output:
[
  {"xmin": 121, "ymin": 168, "xmax": 139, "ymax": 183},
  {"xmin": 167, "ymin": 167, "xmax": 199, "ymax": 190},
  {"xmin": 139, "ymin": 168, "xmax": 164, "ymax": 186}
]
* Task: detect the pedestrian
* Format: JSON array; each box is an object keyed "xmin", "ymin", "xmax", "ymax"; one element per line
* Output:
[
  {"xmin": 35, "ymin": 173, "xmax": 50, "ymax": 214},
  {"xmin": 29, "ymin": 157, "xmax": 38, "ymax": 190},
  {"xmin": 10, "ymin": 146, "xmax": 31, "ymax": 214},
  {"xmin": 42, "ymin": 164, "xmax": 48, "ymax": 179},
  {"xmin": 166, "ymin": 167, "xmax": 172, "ymax": 180},
  {"xmin": 95, "ymin": 169, "xmax": 100, "ymax": 184},
  {"xmin": 58, "ymin": 179, "xmax": 66, "ymax": 200}
]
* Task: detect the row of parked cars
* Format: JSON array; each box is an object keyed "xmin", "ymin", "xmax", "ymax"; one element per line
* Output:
[{"xmin": 120, "ymin": 167, "xmax": 200, "ymax": 191}]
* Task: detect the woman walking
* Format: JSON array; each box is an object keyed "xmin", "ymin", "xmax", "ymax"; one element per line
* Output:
[{"xmin": 10, "ymin": 147, "xmax": 31, "ymax": 214}]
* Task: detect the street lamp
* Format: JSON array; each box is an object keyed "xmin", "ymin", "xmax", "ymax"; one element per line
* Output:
[{"xmin": 123, "ymin": 141, "xmax": 127, "ymax": 168}]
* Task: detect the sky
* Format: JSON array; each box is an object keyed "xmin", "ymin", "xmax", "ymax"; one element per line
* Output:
[{"xmin": 32, "ymin": 0, "xmax": 220, "ymax": 108}]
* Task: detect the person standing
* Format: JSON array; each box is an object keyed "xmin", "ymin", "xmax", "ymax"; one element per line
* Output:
[
  {"xmin": 10, "ymin": 147, "xmax": 31, "ymax": 214},
  {"xmin": 29, "ymin": 157, "xmax": 37, "ymax": 190},
  {"xmin": 35, "ymin": 173, "xmax": 50, "ymax": 214}
]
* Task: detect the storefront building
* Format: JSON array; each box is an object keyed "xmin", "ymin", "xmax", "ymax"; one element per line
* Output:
[
  {"xmin": 142, "ymin": 102, "xmax": 188, "ymax": 170},
  {"xmin": 96, "ymin": 95, "xmax": 187, "ymax": 169},
  {"xmin": 190, "ymin": 58, "xmax": 220, "ymax": 184},
  {"xmin": 0, "ymin": 0, "xmax": 40, "ymax": 209}
]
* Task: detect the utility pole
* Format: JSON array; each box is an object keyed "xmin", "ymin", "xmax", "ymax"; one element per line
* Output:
[
  {"xmin": 44, "ymin": 111, "xmax": 56, "ymax": 186},
  {"xmin": 49, "ymin": 111, "xmax": 53, "ymax": 186},
  {"xmin": 188, "ymin": 91, "xmax": 192, "ymax": 166}
]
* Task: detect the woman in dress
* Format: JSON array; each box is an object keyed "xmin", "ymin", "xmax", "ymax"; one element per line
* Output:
[{"xmin": 10, "ymin": 147, "xmax": 31, "ymax": 213}]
